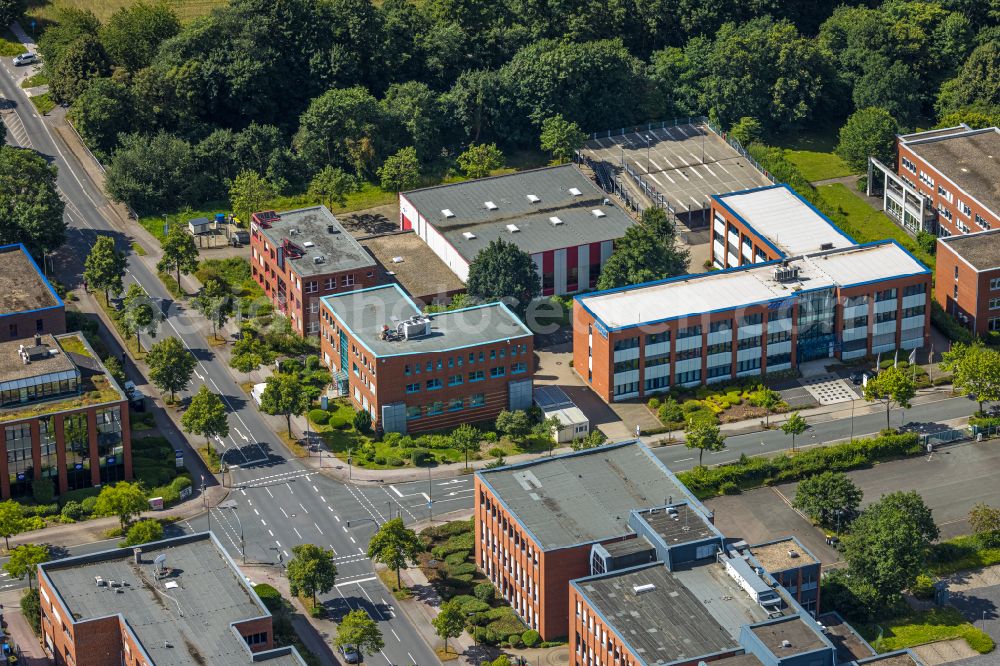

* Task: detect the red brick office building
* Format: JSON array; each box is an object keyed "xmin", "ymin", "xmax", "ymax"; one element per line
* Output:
[
  {"xmin": 575, "ymin": 185, "xmax": 931, "ymax": 403},
  {"xmin": 319, "ymin": 284, "xmax": 534, "ymax": 433},
  {"xmin": 38, "ymin": 533, "xmax": 305, "ymax": 666},
  {"xmin": 936, "ymin": 229, "xmax": 1000, "ymax": 336},
  {"xmin": 474, "ymin": 441, "xmax": 710, "ymax": 640},
  {"xmin": 250, "ymin": 207, "xmax": 379, "ymax": 336},
  {"xmin": 868, "ymin": 126, "xmax": 1000, "ymax": 237}
]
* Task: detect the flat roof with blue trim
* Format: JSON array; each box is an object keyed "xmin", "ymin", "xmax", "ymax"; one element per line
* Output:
[
  {"xmin": 0, "ymin": 244, "xmax": 63, "ymax": 316},
  {"xmin": 714, "ymin": 184, "xmax": 855, "ymax": 256},
  {"xmin": 577, "ymin": 240, "xmax": 928, "ymax": 332},
  {"xmin": 321, "ymin": 284, "xmax": 531, "ymax": 358}
]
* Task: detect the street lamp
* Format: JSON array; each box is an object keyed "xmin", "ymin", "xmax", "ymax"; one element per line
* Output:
[
  {"xmin": 220, "ymin": 500, "xmax": 245, "ymax": 563},
  {"xmin": 347, "ymin": 449, "xmax": 353, "ymax": 481},
  {"xmin": 428, "ymin": 465, "xmax": 434, "ymax": 523},
  {"xmin": 644, "ymin": 134, "xmax": 652, "ymax": 174},
  {"xmin": 201, "ymin": 475, "xmax": 210, "ymax": 533}
]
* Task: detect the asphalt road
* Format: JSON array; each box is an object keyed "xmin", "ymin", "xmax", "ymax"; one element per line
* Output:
[
  {"xmin": 0, "ymin": 57, "xmax": 437, "ymax": 666},
  {"xmin": 653, "ymin": 394, "xmax": 977, "ymax": 472}
]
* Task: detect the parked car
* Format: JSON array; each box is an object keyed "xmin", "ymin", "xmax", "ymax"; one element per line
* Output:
[
  {"xmin": 13, "ymin": 53, "xmax": 37, "ymax": 66},
  {"xmin": 339, "ymin": 645, "xmax": 361, "ymax": 664},
  {"xmin": 123, "ymin": 381, "xmax": 146, "ymax": 411}
]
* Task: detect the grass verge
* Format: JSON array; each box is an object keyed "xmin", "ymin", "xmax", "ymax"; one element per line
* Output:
[
  {"xmin": 19, "ymin": 71, "xmax": 48, "ymax": 88},
  {"xmin": 376, "ymin": 567, "xmax": 414, "ymax": 600},
  {"xmin": 0, "ymin": 30, "xmax": 27, "ymax": 56},
  {"xmin": 783, "ymin": 149, "xmax": 854, "ymax": 182},
  {"xmin": 198, "ymin": 444, "xmax": 221, "ymax": 473},
  {"xmin": 858, "ymin": 607, "xmax": 994, "ymax": 654},
  {"xmin": 130, "ymin": 241, "xmax": 146, "ymax": 256},
  {"xmin": 929, "ymin": 535, "xmax": 1000, "ymax": 576},
  {"xmin": 95, "ymin": 293, "xmax": 146, "ymax": 359},
  {"xmin": 816, "ymin": 183, "xmax": 935, "ymax": 268},
  {"xmin": 30, "ymin": 92, "xmax": 56, "ymax": 115},
  {"xmin": 157, "ymin": 271, "xmax": 185, "ymax": 299}
]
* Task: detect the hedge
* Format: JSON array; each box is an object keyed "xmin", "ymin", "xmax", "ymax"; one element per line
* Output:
[{"xmin": 678, "ymin": 432, "xmax": 921, "ymax": 499}]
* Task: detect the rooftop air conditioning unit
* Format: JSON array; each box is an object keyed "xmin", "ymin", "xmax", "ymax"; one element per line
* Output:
[
  {"xmin": 391, "ymin": 256, "xmax": 404, "ymax": 263},
  {"xmin": 632, "ymin": 584, "xmax": 656, "ymax": 595},
  {"xmin": 289, "ymin": 228, "xmax": 300, "ymax": 235},
  {"xmin": 327, "ymin": 225, "xmax": 337, "ymax": 234},
  {"xmin": 303, "ymin": 241, "xmax": 315, "ymax": 248},
  {"xmin": 773, "ymin": 266, "xmax": 800, "ymax": 282},
  {"xmin": 819, "ymin": 242, "xmax": 834, "ymax": 250},
  {"xmin": 397, "ymin": 315, "xmax": 432, "ymax": 340},
  {"xmin": 788, "ymin": 550, "xmax": 799, "ymax": 558},
  {"xmin": 313, "ymin": 255, "xmax": 326, "ymax": 265}
]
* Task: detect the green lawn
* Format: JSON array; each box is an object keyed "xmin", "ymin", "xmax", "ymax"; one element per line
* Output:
[
  {"xmin": 782, "ymin": 149, "xmax": 855, "ymax": 182},
  {"xmin": 20, "ymin": 71, "xmax": 49, "ymax": 89},
  {"xmin": 858, "ymin": 607, "xmax": 994, "ymax": 654},
  {"xmin": 816, "ymin": 183, "xmax": 935, "ymax": 269},
  {"xmin": 929, "ymin": 535, "xmax": 1000, "ymax": 576},
  {"xmin": 0, "ymin": 29, "xmax": 27, "ymax": 56},
  {"xmin": 29, "ymin": 92, "xmax": 56, "ymax": 115}
]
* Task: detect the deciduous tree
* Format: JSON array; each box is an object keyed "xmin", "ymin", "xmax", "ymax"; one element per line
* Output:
[
  {"xmin": 466, "ymin": 239, "xmax": 540, "ymax": 314},
  {"xmin": 99, "ymin": 0, "xmax": 180, "ymax": 72},
  {"xmin": 367, "ymin": 518, "xmax": 422, "ymax": 589},
  {"xmin": 793, "ymin": 471, "xmax": 862, "ymax": 527},
  {"xmin": 93, "ymin": 482, "xmax": 148, "ymax": 531},
  {"xmin": 335, "ymin": 609, "xmax": 384, "ymax": 657},
  {"xmin": 84, "ymin": 235, "xmax": 126, "ymax": 304},
  {"xmin": 863, "ymin": 366, "xmax": 916, "ymax": 431},
  {"xmin": 539, "ymin": 114, "xmax": 586, "ymax": 163},
  {"xmin": 433, "ymin": 600, "xmax": 466, "ymax": 653},
  {"xmin": 597, "ymin": 208, "xmax": 690, "ymax": 290},
  {"xmin": 157, "ymin": 222, "xmax": 199, "ymax": 293},
  {"xmin": 0, "ymin": 146, "xmax": 66, "ymax": 256},
  {"xmin": 120, "ymin": 519, "xmax": 164, "ymax": 547},
  {"xmin": 835, "ymin": 107, "xmax": 899, "ymax": 172},
  {"xmin": 120, "ymin": 283, "xmax": 159, "ymax": 351},
  {"xmin": 780, "ymin": 411, "xmax": 808, "ymax": 451},
  {"xmin": 685, "ymin": 421, "xmax": 725, "ymax": 467},
  {"xmin": 229, "ymin": 332, "xmax": 273, "ymax": 379},
  {"xmin": 228, "ymin": 170, "xmax": 276, "ymax": 224},
  {"xmin": 843, "ymin": 491, "xmax": 938, "ymax": 607},
  {"xmin": 49, "ymin": 35, "xmax": 111, "ymax": 103},
  {"xmin": 193, "ymin": 277, "xmax": 234, "ymax": 340},
  {"xmin": 749, "ymin": 386, "xmax": 782, "ymax": 427},
  {"xmin": 260, "ymin": 374, "xmax": 310, "ymax": 437},
  {"xmin": 969, "ymin": 503, "xmax": 1000, "ymax": 547},
  {"xmin": 450, "ymin": 424, "xmax": 480, "ymax": 469},
  {"xmin": 377, "ymin": 146, "xmax": 421, "ymax": 192},
  {"xmin": 308, "ymin": 166, "xmax": 358, "ymax": 210},
  {"xmin": 457, "ymin": 143, "xmax": 505, "ymax": 178},
  {"xmin": 941, "ymin": 342, "xmax": 1000, "ymax": 414},
  {"xmin": 287, "ymin": 544, "xmax": 337, "ymax": 606},
  {"xmin": 68, "ymin": 79, "xmax": 138, "ymax": 158},
  {"xmin": 0, "ymin": 500, "xmax": 25, "ymax": 551},
  {"xmin": 147, "ymin": 336, "xmax": 196, "ymax": 402},
  {"xmin": 495, "ymin": 409, "xmax": 532, "ymax": 442},
  {"xmin": 4, "ymin": 544, "xmax": 49, "ymax": 590},
  {"xmin": 181, "ymin": 384, "xmax": 230, "ymax": 447}
]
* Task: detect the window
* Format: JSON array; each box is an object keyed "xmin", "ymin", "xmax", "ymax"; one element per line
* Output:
[
  {"xmin": 96, "ymin": 407, "xmax": 124, "ymax": 484},
  {"xmin": 707, "ymin": 341, "xmax": 732, "ymax": 355},
  {"xmin": 613, "ymin": 381, "xmax": 639, "ymax": 396},
  {"xmin": 35, "ymin": 319, "xmax": 43, "ymax": 334},
  {"xmin": 709, "ymin": 320, "xmax": 731, "ymax": 333},
  {"xmin": 471, "ymin": 393, "xmax": 485, "ymax": 407},
  {"xmin": 426, "ymin": 361, "xmax": 433, "ymax": 372},
  {"xmin": 645, "ymin": 354, "xmax": 670, "ymax": 367},
  {"xmin": 738, "ymin": 336, "xmax": 761, "ymax": 350},
  {"xmin": 901, "ymin": 157, "xmax": 916, "ymax": 174},
  {"xmin": 490, "ymin": 349, "xmax": 496, "ymax": 360},
  {"xmin": 989, "ymin": 318, "xmax": 1000, "ymax": 332},
  {"xmin": 614, "ymin": 359, "xmax": 639, "ymax": 373},
  {"xmin": 904, "ymin": 283, "xmax": 926, "ymax": 297},
  {"xmin": 490, "ymin": 366, "xmax": 506, "ymax": 378},
  {"xmin": 305, "ymin": 280, "xmax": 318, "ymax": 293},
  {"xmin": 676, "ymin": 347, "xmax": 702, "ymax": 361},
  {"xmin": 6, "ymin": 422, "xmax": 33, "ymax": 498},
  {"xmin": 644, "ymin": 376, "xmax": 669, "ymax": 391},
  {"xmin": 469, "ymin": 370, "xmax": 485, "ymax": 382},
  {"xmin": 405, "ymin": 383, "xmax": 420, "ymax": 394},
  {"xmin": 645, "ymin": 331, "xmax": 670, "ymax": 344},
  {"xmin": 767, "ymin": 352, "xmax": 792, "ymax": 366},
  {"xmin": 674, "ymin": 369, "xmax": 701, "ymax": 384},
  {"xmin": 876, "ymin": 310, "xmax": 897, "ymax": 323},
  {"xmin": 404, "ymin": 364, "xmax": 411, "ymax": 376},
  {"xmin": 677, "ymin": 325, "xmax": 702, "ymax": 339},
  {"xmin": 426, "ymin": 378, "xmax": 442, "ymax": 390},
  {"xmin": 342, "ymin": 274, "xmax": 355, "ymax": 287},
  {"xmin": 324, "ymin": 278, "xmax": 335, "ymax": 290},
  {"xmin": 613, "ymin": 337, "xmax": 639, "ymax": 351},
  {"xmin": 244, "ymin": 632, "xmax": 269, "ymax": 646},
  {"xmin": 448, "ymin": 374, "xmax": 463, "ymax": 386},
  {"xmin": 845, "ymin": 316, "xmax": 868, "ymax": 330},
  {"xmin": 767, "ymin": 329, "xmax": 792, "ymax": 343},
  {"xmin": 903, "ymin": 305, "xmax": 925, "ymax": 318},
  {"xmin": 427, "ymin": 401, "xmax": 444, "ymax": 415},
  {"xmin": 740, "ymin": 313, "xmax": 762, "ymax": 327},
  {"xmin": 990, "ymin": 298, "xmax": 1000, "ymax": 311},
  {"xmin": 406, "ymin": 406, "xmax": 421, "ymax": 420},
  {"xmin": 954, "ymin": 285, "xmax": 959, "ymax": 299},
  {"xmin": 511, "ymin": 362, "xmax": 527, "ymax": 374},
  {"xmin": 958, "ymin": 200, "xmax": 971, "ymax": 216},
  {"xmin": 7, "ymin": 324, "xmax": 15, "ymax": 338},
  {"xmin": 448, "ymin": 398, "xmax": 464, "ymax": 411},
  {"xmin": 876, "ymin": 288, "xmax": 897, "ymax": 302},
  {"xmin": 976, "ymin": 213, "xmax": 991, "ymax": 230},
  {"xmin": 707, "ymin": 364, "xmax": 731, "ymax": 378},
  {"xmin": 737, "ymin": 357, "xmax": 761, "ymax": 373}
]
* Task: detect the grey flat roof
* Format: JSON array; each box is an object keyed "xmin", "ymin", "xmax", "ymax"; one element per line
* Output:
[
  {"xmin": 402, "ymin": 165, "xmax": 635, "ymax": 260},
  {"xmin": 360, "ymin": 232, "xmax": 465, "ymax": 300},
  {"xmin": 0, "ymin": 334, "xmax": 75, "ymax": 380},
  {"xmin": 0, "ymin": 244, "xmax": 61, "ymax": 316},
  {"xmin": 256, "ymin": 206, "xmax": 376, "ymax": 277},
  {"xmin": 42, "ymin": 535, "xmax": 302, "ymax": 666},
  {"xmin": 477, "ymin": 441, "xmax": 695, "ymax": 550},
  {"xmin": 940, "ymin": 228, "xmax": 1000, "ymax": 271},
  {"xmin": 903, "ymin": 128, "xmax": 1000, "ymax": 216},
  {"xmin": 708, "ymin": 656, "xmax": 764, "ymax": 666},
  {"xmin": 577, "ymin": 563, "xmax": 769, "ymax": 665},
  {"xmin": 749, "ymin": 617, "xmax": 827, "ymax": 657},
  {"xmin": 322, "ymin": 284, "xmax": 531, "ymax": 358},
  {"xmin": 603, "ymin": 536, "xmax": 655, "ymax": 558},
  {"xmin": 635, "ymin": 505, "xmax": 716, "ymax": 546}
]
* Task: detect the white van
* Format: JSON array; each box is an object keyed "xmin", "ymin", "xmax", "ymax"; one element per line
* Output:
[{"xmin": 251, "ymin": 382, "xmax": 267, "ymax": 407}]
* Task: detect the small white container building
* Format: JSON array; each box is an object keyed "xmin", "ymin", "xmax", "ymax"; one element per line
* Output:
[{"xmin": 533, "ymin": 385, "xmax": 589, "ymax": 443}]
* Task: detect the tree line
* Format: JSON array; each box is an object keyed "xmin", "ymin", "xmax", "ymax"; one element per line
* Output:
[{"xmin": 24, "ymin": 0, "xmax": 997, "ymax": 217}]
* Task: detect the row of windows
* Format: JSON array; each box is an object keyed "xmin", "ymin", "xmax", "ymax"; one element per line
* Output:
[
  {"xmin": 403, "ymin": 345, "xmax": 528, "ymax": 375},
  {"xmin": 406, "ymin": 394, "xmax": 486, "ymax": 419},
  {"xmin": 976, "ymin": 213, "xmax": 992, "ymax": 230}
]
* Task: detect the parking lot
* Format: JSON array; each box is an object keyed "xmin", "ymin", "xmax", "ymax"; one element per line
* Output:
[{"xmin": 582, "ymin": 122, "xmax": 772, "ymax": 215}]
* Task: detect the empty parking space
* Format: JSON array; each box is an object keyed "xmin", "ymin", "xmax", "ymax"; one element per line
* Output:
[{"xmin": 584, "ymin": 122, "xmax": 772, "ymax": 214}]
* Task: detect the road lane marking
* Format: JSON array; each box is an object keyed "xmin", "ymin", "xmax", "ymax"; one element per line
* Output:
[
  {"xmin": 349, "ymin": 536, "xmax": 356, "ymax": 543},
  {"xmin": 314, "ymin": 522, "xmax": 324, "ymax": 535},
  {"xmin": 299, "ymin": 502, "xmax": 309, "ymax": 514},
  {"xmin": 335, "ymin": 576, "xmax": 376, "ymax": 587},
  {"xmin": 391, "ymin": 629, "xmax": 400, "ymax": 641},
  {"xmin": 312, "ymin": 485, "xmax": 319, "ymax": 492},
  {"xmin": 293, "ymin": 527, "xmax": 303, "ymax": 539},
  {"xmin": 269, "ymin": 530, "xmax": 274, "ymax": 537},
  {"xmin": 279, "ymin": 507, "xmax": 289, "ymax": 518},
  {"xmin": 266, "ymin": 487, "xmax": 274, "ymax": 498}
]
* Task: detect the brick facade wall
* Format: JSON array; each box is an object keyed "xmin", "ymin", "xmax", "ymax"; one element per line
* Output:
[
  {"xmin": 0, "ymin": 307, "xmax": 66, "ymax": 343},
  {"xmin": 250, "ymin": 228, "xmax": 380, "ymax": 336},
  {"xmin": 320, "ymin": 306, "xmax": 533, "ymax": 433},
  {"xmin": 898, "ymin": 144, "xmax": 1000, "ymax": 237},
  {"xmin": 936, "ymin": 240, "xmax": 1000, "ymax": 335}
]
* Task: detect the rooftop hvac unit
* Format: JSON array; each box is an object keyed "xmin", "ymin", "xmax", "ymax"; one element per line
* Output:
[
  {"xmin": 442, "ymin": 209, "xmax": 455, "ymax": 218},
  {"xmin": 787, "ymin": 550, "xmax": 799, "ymax": 558},
  {"xmin": 781, "ymin": 640, "xmax": 792, "ymax": 649},
  {"xmin": 327, "ymin": 225, "xmax": 338, "ymax": 234},
  {"xmin": 506, "ymin": 224, "xmax": 520, "ymax": 233},
  {"xmin": 289, "ymin": 228, "xmax": 300, "ymax": 235},
  {"xmin": 397, "ymin": 315, "xmax": 432, "ymax": 340},
  {"xmin": 549, "ymin": 216, "xmax": 564, "ymax": 226},
  {"xmin": 632, "ymin": 584, "xmax": 656, "ymax": 595},
  {"xmin": 569, "ymin": 187, "xmax": 582, "ymax": 196},
  {"xmin": 819, "ymin": 242, "xmax": 835, "ymax": 250},
  {"xmin": 462, "ymin": 232, "xmax": 477, "ymax": 240},
  {"xmin": 391, "ymin": 256, "xmax": 404, "ymax": 263},
  {"xmin": 592, "ymin": 209, "xmax": 606, "ymax": 218},
  {"xmin": 773, "ymin": 266, "xmax": 800, "ymax": 282},
  {"xmin": 313, "ymin": 255, "xmax": 326, "ymax": 265},
  {"xmin": 303, "ymin": 241, "xmax": 315, "ymax": 248},
  {"xmin": 485, "ymin": 201, "xmax": 499, "ymax": 211},
  {"xmin": 526, "ymin": 194, "xmax": 540, "ymax": 203}
]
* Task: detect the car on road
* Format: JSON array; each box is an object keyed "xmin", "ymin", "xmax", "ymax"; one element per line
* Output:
[
  {"xmin": 339, "ymin": 645, "xmax": 361, "ymax": 663},
  {"xmin": 13, "ymin": 53, "xmax": 37, "ymax": 66}
]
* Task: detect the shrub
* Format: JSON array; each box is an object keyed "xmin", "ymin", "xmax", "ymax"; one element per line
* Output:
[
  {"xmin": 254, "ymin": 583, "xmax": 282, "ymax": 613},
  {"xmin": 474, "ymin": 582, "xmax": 496, "ymax": 603},
  {"xmin": 353, "ymin": 410, "xmax": 372, "ymax": 433},
  {"xmin": 328, "ymin": 415, "xmax": 349, "ymax": 429},
  {"xmin": 647, "ymin": 397, "xmax": 661, "ymax": 410},
  {"xmin": 411, "ymin": 448, "xmax": 432, "ymax": 466},
  {"xmin": 81, "ymin": 496, "xmax": 98, "ymax": 515},
  {"xmin": 26, "ymin": 503, "xmax": 59, "ymax": 518},
  {"xmin": 681, "ymin": 399, "xmax": 704, "ymax": 413},
  {"xmin": 387, "ymin": 456, "xmax": 404, "ymax": 467},
  {"xmin": 448, "ymin": 562, "xmax": 476, "ymax": 576},
  {"xmin": 911, "ymin": 574, "xmax": 936, "ymax": 600},
  {"xmin": 21, "ymin": 588, "xmax": 40, "ymax": 636},
  {"xmin": 483, "ymin": 431, "xmax": 499, "ymax": 443},
  {"xmin": 120, "ymin": 519, "xmax": 164, "ymax": 547},
  {"xmin": 61, "ymin": 501, "xmax": 86, "ymax": 521},
  {"xmin": 445, "ymin": 551, "xmax": 470, "ymax": 567},
  {"xmin": 720, "ymin": 482, "xmax": 740, "ymax": 495},
  {"xmin": 508, "ymin": 635, "xmax": 524, "ymax": 648},
  {"xmin": 374, "ymin": 455, "xmax": 386, "ymax": 465},
  {"xmin": 22, "ymin": 516, "xmax": 46, "ymax": 531},
  {"xmin": 488, "ymin": 447, "xmax": 505, "ymax": 457},
  {"xmin": 522, "ymin": 630, "xmax": 541, "ymax": 648},
  {"xmin": 308, "ymin": 409, "xmax": 330, "ymax": 425}
]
